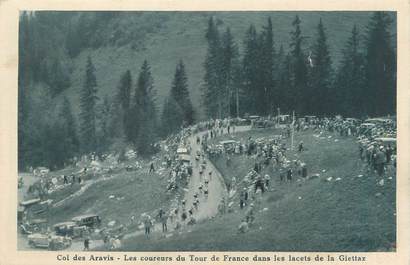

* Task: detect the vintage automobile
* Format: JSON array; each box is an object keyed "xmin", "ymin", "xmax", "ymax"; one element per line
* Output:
[
  {"xmin": 374, "ymin": 137, "xmax": 397, "ymax": 149},
  {"xmin": 231, "ymin": 117, "xmax": 250, "ymax": 126},
  {"xmin": 220, "ymin": 140, "xmax": 237, "ymax": 153},
  {"xmin": 28, "ymin": 233, "xmax": 72, "ymax": 250},
  {"xmin": 252, "ymin": 119, "xmax": 268, "ymax": 128},
  {"xmin": 72, "ymin": 214, "xmax": 101, "ymax": 228},
  {"xmin": 276, "ymin": 114, "xmax": 291, "ymax": 128},
  {"xmin": 33, "ymin": 167, "xmax": 50, "ymax": 176},
  {"xmin": 178, "ymin": 154, "xmax": 191, "ymax": 166},
  {"xmin": 359, "ymin": 122, "xmax": 376, "ymax": 131},
  {"xmin": 365, "ymin": 118, "xmax": 394, "ymax": 126},
  {"xmin": 20, "ymin": 218, "xmax": 48, "ymax": 234},
  {"xmin": 176, "ymin": 146, "xmax": 190, "ymax": 155},
  {"xmin": 20, "ymin": 198, "xmax": 41, "ymax": 208},
  {"xmin": 53, "ymin": 221, "xmax": 87, "ymax": 238},
  {"xmin": 304, "ymin": 115, "xmax": 317, "ymax": 122},
  {"xmin": 248, "ymin": 115, "xmax": 261, "ymax": 121}
]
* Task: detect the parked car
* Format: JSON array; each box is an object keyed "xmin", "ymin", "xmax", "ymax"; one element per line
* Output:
[
  {"xmin": 33, "ymin": 167, "xmax": 50, "ymax": 176},
  {"xmin": 220, "ymin": 140, "xmax": 237, "ymax": 152},
  {"xmin": 53, "ymin": 221, "xmax": 87, "ymax": 238},
  {"xmin": 231, "ymin": 117, "xmax": 250, "ymax": 126},
  {"xmin": 178, "ymin": 154, "xmax": 191, "ymax": 166},
  {"xmin": 374, "ymin": 137, "xmax": 397, "ymax": 149},
  {"xmin": 176, "ymin": 147, "xmax": 190, "ymax": 155},
  {"xmin": 72, "ymin": 214, "xmax": 101, "ymax": 228},
  {"xmin": 28, "ymin": 233, "xmax": 72, "ymax": 250},
  {"xmin": 20, "ymin": 219, "xmax": 48, "ymax": 234}
]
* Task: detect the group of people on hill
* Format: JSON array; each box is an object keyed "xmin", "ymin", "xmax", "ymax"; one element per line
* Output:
[{"xmin": 358, "ymin": 138, "xmax": 395, "ymax": 177}]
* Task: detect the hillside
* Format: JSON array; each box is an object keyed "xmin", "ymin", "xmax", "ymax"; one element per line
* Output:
[
  {"xmin": 62, "ymin": 11, "xmax": 384, "ymax": 118},
  {"xmin": 119, "ymin": 128, "xmax": 396, "ymax": 251}
]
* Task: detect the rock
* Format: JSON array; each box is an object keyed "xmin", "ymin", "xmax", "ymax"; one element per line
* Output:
[
  {"xmin": 326, "ymin": 177, "xmax": 333, "ymax": 182},
  {"xmin": 378, "ymin": 179, "xmax": 385, "ymax": 186}
]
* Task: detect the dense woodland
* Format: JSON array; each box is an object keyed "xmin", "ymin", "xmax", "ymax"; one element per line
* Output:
[{"xmin": 18, "ymin": 12, "xmax": 396, "ymax": 170}]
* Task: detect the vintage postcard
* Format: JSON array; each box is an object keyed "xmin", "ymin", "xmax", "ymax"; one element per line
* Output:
[{"xmin": 0, "ymin": 0, "xmax": 409, "ymax": 264}]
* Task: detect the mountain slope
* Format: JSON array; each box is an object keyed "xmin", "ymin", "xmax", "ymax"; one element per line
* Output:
[{"xmin": 63, "ymin": 11, "xmax": 386, "ymax": 118}]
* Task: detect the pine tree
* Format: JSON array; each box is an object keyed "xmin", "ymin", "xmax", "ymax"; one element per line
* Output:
[
  {"xmin": 364, "ymin": 12, "xmax": 396, "ymax": 116},
  {"xmin": 170, "ymin": 60, "xmax": 194, "ymax": 125},
  {"xmin": 115, "ymin": 70, "xmax": 133, "ymax": 141},
  {"xmin": 202, "ymin": 17, "xmax": 223, "ymax": 119},
  {"xmin": 221, "ymin": 27, "xmax": 240, "ymax": 117},
  {"xmin": 161, "ymin": 96, "xmax": 184, "ymax": 136},
  {"xmin": 48, "ymin": 58, "xmax": 71, "ymax": 96},
  {"xmin": 118, "ymin": 70, "xmax": 132, "ymax": 111},
  {"xmin": 79, "ymin": 56, "xmax": 98, "ymax": 153},
  {"xmin": 276, "ymin": 45, "xmax": 293, "ymax": 113},
  {"xmin": 132, "ymin": 60, "xmax": 157, "ymax": 155},
  {"xmin": 309, "ymin": 18, "xmax": 333, "ymax": 116},
  {"xmin": 57, "ymin": 97, "xmax": 79, "ymax": 163},
  {"xmin": 96, "ymin": 96, "xmax": 111, "ymax": 154},
  {"xmin": 260, "ymin": 17, "xmax": 275, "ymax": 115},
  {"xmin": 242, "ymin": 24, "xmax": 261, "ymax": 115},
  {"xmin": 289, "ymin": 15, "xmax": 308, "ymax": 115},
  {"xmin": 334, "ymin": 25, "xmax": 366, "ymax": 117}
]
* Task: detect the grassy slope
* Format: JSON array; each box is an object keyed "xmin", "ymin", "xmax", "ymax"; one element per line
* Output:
[
  {"xmin": 40, "ymin": 158, "xmax": 176, "ymax": 227},
  {"xmin": 120, "ymin": 129, "xmax": 395, "ymax": 251},
  {"xmin": 64, "ymin": 12, "xmax": 379, "ymax": 118}
]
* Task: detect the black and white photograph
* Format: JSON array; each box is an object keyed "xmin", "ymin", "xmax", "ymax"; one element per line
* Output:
[{"xmin": 16, "ymin": 10, "xmax": 397, "ymax": 253}]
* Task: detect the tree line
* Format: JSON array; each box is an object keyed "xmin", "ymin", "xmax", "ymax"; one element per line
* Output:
[
  {"xmin": 18, "ymin": 12, "xmax": 395, "ymax": 171},
  {"xmin": 201, "ymin": 12, "xmax": 396, "ymax": 118},
  {"xmin": 19, "ymin": 54, "xmax": 194, "ymax": 170}
]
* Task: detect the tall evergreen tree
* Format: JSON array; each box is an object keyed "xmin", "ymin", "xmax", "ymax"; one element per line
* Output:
[
  {"xmin": 79, "ymin": 56, "xmax": 98, "ymax": 153},
  {"xmin": 114, "ymin": 70, "xmax": 133, "ymax": 141},
  {"xmin": 47, "ymin": 58, "xmax": 71, "ymax": 96},
  {"xmin": 289, "ymin": 15, "xmax": 308, "ymax": 115},
  {"xmin": 202, "ymin": 17, "xmax": 223, "ymax": 119},
  {"xmin": 170, "ymin": 60, "xmax": 194, "ymax": 125},
  {"xmin": 242, "ymin": 24, "xmax": 261, "ymax": 115},
  {"xmin": 132, "ymin": 60, "xmax": 157, "ymax": 155},
  {"xmin": 276, "ymin": 45, "xmax": 293, "ymax": 113},
  {"xmin": 309, "ymin": 18, "xmax": 333, "ymax": 115},
  {"xmin": 260, "ymin": 17, "xmax": 276, "ymax": 115},
  {"xmin": 334, "ymin": 25, "xmax": 366, "ymax": 117},
  {"xmin": 96, "ymin": 96, "xmax": 112, "ymax": 154},
  {"xmin": 221, "ymin": 27, "xmax": 240, "ymax": 117},
  {"xmin": 161, "ymin": 96, "xmax": 184, "ymax": 136},
  {"xmin": 364, "ymin": 12, "xmax": 396, "ymax": 116},
  {"xmin": 57, "ymin": 97, "xmax": 79, "ymax": 162}
]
